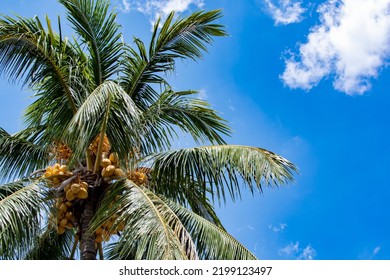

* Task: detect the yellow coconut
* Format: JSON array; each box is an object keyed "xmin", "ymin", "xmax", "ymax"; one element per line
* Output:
[
  {"xmin": 65, "ymin": 201, "xmax": 73, "ymax": 207},
  {"xmin": 64, "ymin": 184, "xmax": 71, "ymax": 193},
  {"xmin": 53, "ymin": 163, "xmax": 61, "ymax": 173},
  {"xmin": 80, "ymin": 182, "xmax": 88, "ymax": 190},
  {"xmin": 57, "ymin": 226, "xmax": 66, "ymax": 235},
  {"xmin": 100, "ymin": 158, "xmax": 112, "ymax": 168},
  {"xmin": 66, "ymin": 189, "xmax": 76, "ymax": 201},
  {"xmin": 109, "ymin": 152, "xmax": 118, "ymax": 164},
  {"xmin": 57, "ymin": 211, "xmax": 65, "ymax": 220},
  {"xmin": 65, "ymin": 222, "xmax": 73, "ymax": 229},
  {"xmin": 95, "ymin": 235, "xmax": 104, "ymax": 243},
  {"xmin": 46, "ymin": 166, "xmax": 53, "ymax": 174},
  {"xmin": 77, "ymin": 188, "xmax": 88, "ymax": 199},
  {"xmin": 71, "ymin": 183, "xmax": 80, "ymax": 194},
  {"xmin": 59, "ymin": 203, "xmax": 68, "ymax": 213},
  {"xmin": 59, "ymin": 218, "xmax": 68, "ymax": 228},
  {"xmin": 60, "ymin": 165, "xmax": 67, "ymax": 173},
  {"xmin": 114, "ymin": 168, "xmax": 125, "ymax": 177},
  {"xmin": 105, "ymin": 165, "xmax": 116, "ymax": 176},
  {"xmin": 65, "ymin": 211, "xmax": 73, "ymax": 220}
]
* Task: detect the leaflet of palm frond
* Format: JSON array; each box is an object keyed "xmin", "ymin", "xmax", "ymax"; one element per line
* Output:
[
  {"xmin": 0, "ymin": 179, "xmax": 53, "ymax": 259},
  {"xmin": 145, "ymin": 145, "xmax": 298, "ymax": 203},
  {"xmin": 64, "ymin": 81, "xmax": 140, "ymax": 165},
  {"xmin": 0, "ymin": 128, "xmax": 49, "ymax": 181},
  {"xmin": 90, "ymin": 180, "xmax": 198, "ymax": 260}
]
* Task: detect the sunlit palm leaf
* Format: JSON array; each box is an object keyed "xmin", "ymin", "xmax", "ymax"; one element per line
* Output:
[
  {"xmin": 59, "ymin": 0, "xmax": 123, "ymax": 85},
  {"xmin": 0, "ymin": 14, "xmax": 78, "ymax": 113},
  {"xmin": 121, "ymin": 10, "xmax": 227, "ymax": 109},
  {"xmin": 24, "ymin": 228, "xmax": 74, "ymax": 260},
  {"xmin": 164, "ymin": 198, "xmax": 257, "ymax": 260},
  {"xmin": 146, "ymin": 145, "xmax": 298, "ymax": 202},
  {"xmin": 0, "ymin": 179, "xmax": 52, "ymax": 259},
  {"xmin": 65, "ymin": 81, "xmax": 140, "ymax": 163},
  {"xmin": 0, "ymin": 128, "xmax": 49, "ymax": 181},
  {"xmin": 90, "ymin": 180, "xmax": 198, "ymax": 260},
  {"xmin": 141, "ymin": 90, "xmax": 230, "ymax": 146}
]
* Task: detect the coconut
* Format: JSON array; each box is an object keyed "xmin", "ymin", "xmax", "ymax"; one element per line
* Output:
[
  {"xmin": 64, "ymin": 184, "xmax": 71, "ymax": 193},
  {"xmin": 65, "ymin": 211, "xmax": 73, "ymax": 220},
  {"xmin": 71, "ymin": 183, "xmax": 80, "ymax": 194},
  {"xmin": 60, "ymin": 165, "xmax": 67, "ymax": 173},
  {"xmin": 59, "ymin": 203, "xmax": 68, "ymax": 213},
  {"xmin": 105, "ymin": 165, "xmax": 116, "ymax": 176},
  {"xmin": 66, "ymin": 189, "xmax": 76, "ymax": 201},
  {"xmin": 100, "ymin": 158, "xmax": 112, "ymax": 168},
  {"xmin": 59, "ymin": 218, "xmax": 68, "ymax": 228},
  {"xmin": 80, "ymin": 182, "xmax": 88, "ymax": 190},
  {"xmin": 95, "ymin": 235, "xmax": 104, "ymax": 243},
  {"xmin": 109, "ymin": 152, "xmax": 118, "ymax": 164},
  {"xmin": 77, "ymin": 188, "xmax": 88, "ymax": 199},
  {"xmin": 114, "ymin": 168, "xmax": 125, "ymax": 177},
  {"xmin": 65, "ymin": 222, "xmax": 73, "ymax": 229},
  {"xmin": 57, "ymin": 226, "xmax": 66, "ymax": 235}
]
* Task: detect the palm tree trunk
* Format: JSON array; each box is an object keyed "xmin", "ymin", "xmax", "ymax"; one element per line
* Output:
[{"xmin": 79, "ymin": 188, "xmax": 97, "ymax": 260}]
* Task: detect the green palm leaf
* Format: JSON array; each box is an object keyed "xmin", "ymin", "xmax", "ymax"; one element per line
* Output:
[
  {"xmin": 59, "ymin": 0, "xmax": 123, "ymax": 85},
  {"xmin": 121, "ymin": 9, "xmax": 227, "ymax": 108},
  {"xmin": 0, "ymin": 128, "xmax": 49, "ymax": 181},
  {"xmin": 164, "ymin": 198, "xmax": 257, "ymax": 260},
  {"xmin": 65, "ymin": 80, "xmax": 140, "ymax": 163},
  {"xmin": 146, "ymin": 145, "xmax": 298, "ymax": 203},
  {"xmin": 90, "ymin": 180, "xmax": 198, "ymax": 260},
  {"xmin": 141, "ymin": 90, "xmax": 230, "ymax": 146},
  {"xmin": 0, "ymin": 179, "xmax": 53, "ymax": 259},
  {"xmin": 0, "ymin": 14, "xmax": 78, "ymax": 113}
]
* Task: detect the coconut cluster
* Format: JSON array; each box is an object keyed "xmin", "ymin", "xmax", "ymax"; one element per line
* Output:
[
  {"xmin": 55, "ymin": 198, "xmax": 74, "ymax": 234},
  {"xmin": 128, "ymin": 169, "xmax": 148, "ymax": 185},
  {"xmin": 52, "ymin": 141, "xmax": 72, "ymax": 161},
  {"xmin": 43, "ymin": 163, "xmax": 73, "ymax": 186},
  {"xmin": 100, "ymin": 152, "xmax": 126, "ymax": 179},
  {"xmin": 43, "ymin": 135, "xmax": 150, "ymax": 242},
  {"xmin": 89, "ymin": 134, "xmax": 111, "ymax": 155},
  {"xmin": 55, "ymin": 181, "xmax": 89, "ymax": 235},
  {"xmin": 94, "ymin": 194, "xmax": 126, "ymax": 243}
]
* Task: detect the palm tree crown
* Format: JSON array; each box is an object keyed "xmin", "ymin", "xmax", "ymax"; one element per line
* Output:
[{"xmin": 0, "ymin": 0, "xmax": 297, "ymax": 260}]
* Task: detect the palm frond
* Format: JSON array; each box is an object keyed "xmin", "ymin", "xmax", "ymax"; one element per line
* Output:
[
  {"xmin": 59, "ymin": 0, "xmax": 123, "ymax": 85},
  {"xmin": 164, "ymin": 198, "xmax": 257, "ymax": 260},
  {"xmin": 90, "ymin": 180, "xmax": 198, "ymax": 260},
  {"xmin": 0, "ymin": 13, "xmax": 78, "ymax": 113},
  {"xmin": 140, "ymin": 90, "xmax": 230, "ymax": 147},
  {"xmin": 145, "ymin": 145, "xmax": 298, "ymax": 203},
  {"xmin": 23, "ymin": 228, "xmax": 74, "ymax": 260},
  {"xmin": 0, "ymin": 179, "xmax": 53, "ymax": 259},
  {"xmin": 65, "ymin": 80, "xmax": 140, "ymax": 164},
  {"xmin": 0, "ymin": 127, "xmax": 49, "ymax": 181},
  {"xmin": 121, "ymin": 9, "xmax": 227, "ymax": 106}
]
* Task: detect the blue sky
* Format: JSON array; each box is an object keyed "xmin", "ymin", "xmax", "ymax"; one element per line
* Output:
[{"xmin": 1, "ymin": 0, "xmax": 390, "ymax": 260}]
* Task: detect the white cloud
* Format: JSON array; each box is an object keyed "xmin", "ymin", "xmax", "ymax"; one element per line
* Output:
[
  {"xmin": 279, "ymin": 241, "xmax": 317, "ymax": 259},
  {"xmin": 269, "ymin": 223, "xmax": 288, "ymax": 233},
  {"xmin": 281, "ymin": 0, "xmax": 390, "ymax": 95},
  {"xmin": 264, "ymin": 0, "xmax": 306, "ymax": 25},
  {"xmin": 197, "ymin": 89, "xmax": 207, "ymax": 100},
  {"xmin": 373, "ymin": 246, "xmax": 381, "ymax": 256},
  {"xmin": 120, "ymin": 0, "xmax": 131, "ymax": 13},
  {"xmin": 120, "ymin": 0, "xmax": 205, "ymax": 27}
]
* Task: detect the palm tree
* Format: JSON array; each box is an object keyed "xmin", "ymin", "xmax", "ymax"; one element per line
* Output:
[{"xmin": 0, "ymin": 0, "xmax": 297, "ymax": 260}]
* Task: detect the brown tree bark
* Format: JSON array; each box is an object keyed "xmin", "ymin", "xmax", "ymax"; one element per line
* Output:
[{"xmin": 79, "ymin": 187, "xmax": 98, "ymax": 260}]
